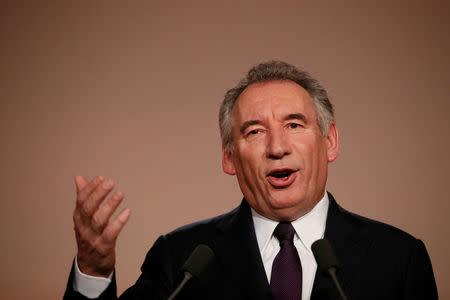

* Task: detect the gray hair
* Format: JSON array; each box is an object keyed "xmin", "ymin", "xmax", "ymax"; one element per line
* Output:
[{"xmin": 219, "ymin": 60, "xmax": 334, "ymax": 153}]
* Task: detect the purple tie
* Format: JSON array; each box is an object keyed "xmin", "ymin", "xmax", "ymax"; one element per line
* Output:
[{"xmin": 270, "ymin": 222, "xmax": 302, "ymax": 300}]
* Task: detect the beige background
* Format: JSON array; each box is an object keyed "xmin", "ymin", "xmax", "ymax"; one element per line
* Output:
[{"xmin": 1, "ymin": 1, "xmax": 449, "ymax": 299}]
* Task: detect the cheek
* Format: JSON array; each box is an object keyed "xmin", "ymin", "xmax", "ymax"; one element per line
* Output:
[
  {"xmin": 233, "ymin": 149, "xmax": 265, "ymax": 183},
  {"xmin": 237, "ymin": 153, "xmax": 259, "ymax": 176},
  {"xmin": 294, "ymin": 139, "xmax": 327, "ymax": 171},
  {"xmin": 235, "ymin": 141, "xmax": 264, "ymax": 165},
  {"xmin": 307, "ymin": 144, "xmax": 329, "ymax": 180}
]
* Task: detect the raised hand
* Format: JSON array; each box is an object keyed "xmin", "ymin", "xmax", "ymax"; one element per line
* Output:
[{"xmin": 73, "ymin": 175, "xmax": 131, "ymax": 277}]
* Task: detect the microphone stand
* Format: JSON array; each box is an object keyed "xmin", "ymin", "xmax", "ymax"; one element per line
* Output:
[
  {"xmin": 328, "ymin": 267, "xmax": 348, "ymax": 300},
  {"xmin": 167, "ymin": 272, "xmax": 193, "ymax": 300}
]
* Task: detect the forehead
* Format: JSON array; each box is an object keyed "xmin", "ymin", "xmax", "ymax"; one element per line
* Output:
[{"xmin": 232, "ymin": 80, "xmax": 316, "ymax": 121}]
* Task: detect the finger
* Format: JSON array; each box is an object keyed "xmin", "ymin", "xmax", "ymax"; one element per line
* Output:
[
  {"xmin": 74, "ymin": 175, "xmax": 88, "ymax": 192},
  {"xmin": 82, "ymin": 178, "xmax": 115, "ymax": 217},
  {"xmin": 76, "ymin": 175, "xmax": 104, "ymax": 205},
  {"xmin": 91, "ymin": 190, "xmax": 124, "ymax": 232},
  {"xmin": 103, "ymin": 208, "xmax": 131, "ymax": 243}
]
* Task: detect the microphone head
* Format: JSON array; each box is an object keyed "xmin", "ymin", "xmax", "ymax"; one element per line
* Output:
[
  {"xmin": 181, "ymin": 244, "xmax": 215, "ymax": 279},
  {"xmin": 311, "ymin": 239, "xmax": 340, "ymax": 274}
]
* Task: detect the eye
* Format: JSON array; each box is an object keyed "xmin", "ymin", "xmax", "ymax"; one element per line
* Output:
[
  {"xmin": 245, "ymin": 128, "xmax": 265, "ymax": 138},
  {"xmin": 288, "ymin": 123, "xmax": 303, "ymax": 129}
]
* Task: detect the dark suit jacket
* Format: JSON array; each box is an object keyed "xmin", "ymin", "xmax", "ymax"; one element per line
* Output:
[{"xmin": 63, "ymin": 193, "xmax": 438, "ymax": 299}]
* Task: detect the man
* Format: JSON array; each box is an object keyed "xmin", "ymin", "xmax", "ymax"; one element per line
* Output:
[{"xmin": 64, "ymin": 61, "xmax": 438, "ymax": 299}]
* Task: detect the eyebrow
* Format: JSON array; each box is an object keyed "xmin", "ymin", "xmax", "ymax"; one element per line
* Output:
[
  {"xmin": 240, "ymin": 120, "xmax": 261, "ymax": 134},
  {"xmin": 239, "ymin": 113, "xmax": 308, "ymax": 134},
  {"xmin": 286, "ymin": 113, "xmax": 308, "ymax": 124}
]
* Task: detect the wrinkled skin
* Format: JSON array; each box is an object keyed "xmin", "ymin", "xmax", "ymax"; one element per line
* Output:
[
  {"xmin": 73, "ymin": 175, "xmax": 131, "ymax": 277},
  {"xmin": 222, "ymin": 80, "xmax": 339, "ymax": 221}
]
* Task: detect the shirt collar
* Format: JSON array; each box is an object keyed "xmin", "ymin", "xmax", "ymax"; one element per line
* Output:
[{"xmin": 251, "ymin": 192, "xmax": 329, "ymax": 253}]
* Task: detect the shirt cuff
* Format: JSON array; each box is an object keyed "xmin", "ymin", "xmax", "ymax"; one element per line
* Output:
[{"xmin": 73, "ymin": 256, "xmax": 113, "ymax": 299}]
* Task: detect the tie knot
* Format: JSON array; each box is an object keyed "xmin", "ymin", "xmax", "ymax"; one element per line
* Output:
[{"xmin": 273, "ymin": 222, "xmax": 295, "ymax": 242}]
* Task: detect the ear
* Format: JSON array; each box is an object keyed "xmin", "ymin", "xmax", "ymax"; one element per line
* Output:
[
  {"xmin": 222, "ymin": 145, "xmax": 236, "ymax": 175},
  {"xmin": 326, "ymin": 122, "xmax": 339, "ymax": 162}
]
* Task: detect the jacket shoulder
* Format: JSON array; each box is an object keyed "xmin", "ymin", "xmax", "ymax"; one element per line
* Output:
[
  {"xmin": 141, "ymin": 204, "xmax": 241, "ymax": 269},
  {"xmin": 339, "ymin": 206, "xmax": 418, "ymax": 243},
  {"xmin": 324, "ymin": 196, "xmax": 438, "ymax": 299},
  {"xmin": 327, "ymin": 194, "xmax": 420, "ymax": 248},
  {"xmin": 164, "ymin": 204, "xmax": 240, "ymax": 242}
]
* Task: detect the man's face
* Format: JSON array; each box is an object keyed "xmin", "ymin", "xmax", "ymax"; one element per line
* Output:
[{"xmin": 222, "ymin": 80, "xmax": 339, "ymax": 221}]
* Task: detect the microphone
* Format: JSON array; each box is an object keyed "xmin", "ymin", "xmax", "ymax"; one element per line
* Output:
[
  {"xmin": 167, "ymin": 244, "xmax": 215, "ymax": 300},
  {"xmin": 311, "ymin": 239, "xmax": 348, "ymax": 300}
]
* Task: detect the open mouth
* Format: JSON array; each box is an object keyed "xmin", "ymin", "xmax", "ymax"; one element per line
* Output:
[
  {"xmin": 268, "ymin": 169, "xmax": 295, "ymax": 179},
  {"xmin": 267, "ymin": 168, "xmax": 297, "ymax": 187}
]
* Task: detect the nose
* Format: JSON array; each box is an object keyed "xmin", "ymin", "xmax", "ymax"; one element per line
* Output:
[{"xmin": 267, "ymin": 128, "xmax": 291, "ymax": 159}]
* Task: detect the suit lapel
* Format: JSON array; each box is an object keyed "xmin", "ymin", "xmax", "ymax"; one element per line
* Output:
[
  {"xmin": 214, "ymin": 200, "xmax": 272, "ymax": 300},
  {"xmin": 311, "ymin": 193, "xmax": 372, "ymax": 300},
  {"xmin": 209, "ymin": 195, "xmax": 371, "ymax": 300}
]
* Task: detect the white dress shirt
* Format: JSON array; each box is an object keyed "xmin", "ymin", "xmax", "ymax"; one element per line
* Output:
[
  {"xmin": 251, "ymin": 192, "xmax": 329, "ymax": 300},
  {"xmin": 74, "ymin": 192, "xmax": 329, "ymax": 299},
  {"xmin": 73, "ymin": 257, "xmax": 112, "ymax": 299}
]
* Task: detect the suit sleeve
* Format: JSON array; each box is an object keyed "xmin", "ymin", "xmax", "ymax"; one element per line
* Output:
[
  {"xmin": 62, "ymin": 235, "xmax": 178, "ymax": 300},
  {"xmin": 401, "ymin": 239, "xmax": 438, "ymax": 300}
]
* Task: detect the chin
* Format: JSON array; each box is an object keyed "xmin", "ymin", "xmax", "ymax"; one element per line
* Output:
[
  {"xmin": 268, "ymin": 191, "xmax": 305, "ymax": 208},
  {"xmin": 267, "ymin": 195, "xmax": 309, "ymax": 219},
  {"xmin": 270, "ymin": 206, "xmax": 303, "ymax": 222}
]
